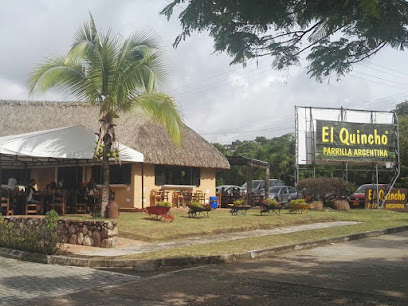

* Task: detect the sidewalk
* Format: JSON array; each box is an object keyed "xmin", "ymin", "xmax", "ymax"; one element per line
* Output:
[{"xmin": 67, "ymin": 221, "xmax": 360, "ymax": 257}]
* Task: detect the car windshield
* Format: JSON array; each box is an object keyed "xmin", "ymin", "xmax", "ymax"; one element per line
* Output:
[
  {"xmin": 271, "ymin": 180, "xmax": 285, "ymax": 186},
  {"xmin": 241, "ymin": 181, "xmax": 262, "ymax": 188},
  {"xmin": 356, "ymin": 184, "xmax": 381, "ymax": 193},
  {"xmin": 269, "ymin": 187, "xmax": 281, "ymax": 193}
]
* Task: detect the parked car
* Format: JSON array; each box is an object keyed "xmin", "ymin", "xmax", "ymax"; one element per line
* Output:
[
  {"xmin": 240, "ymin": 179, "xmax": 285, "ymax": 195},
  {"xmin": 348, "ymin": 184, "xmax": 387, "ymax": 207},
  {"xmin": 216, "ymin": 185, "xmax": 240, "ymax": 195},
  {"xmin": 268, "ymin": 186, "xmax": 302, "ymax": 203}
]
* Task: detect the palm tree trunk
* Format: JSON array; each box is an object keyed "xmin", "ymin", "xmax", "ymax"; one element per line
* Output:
[{"xmin": 101, "ymin": 141, "xmax": 110, "ymax": 217}]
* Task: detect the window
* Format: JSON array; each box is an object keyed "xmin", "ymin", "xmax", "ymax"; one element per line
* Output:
[
  {"xmin": 58, "ymin": 166, "xmax": 83, "ymax": 188},
  {"xmin": 155, "ymin": 166, "xmax": 200, "ymax": 186},
  {"xmin": 1, "ymin": 169, "xmax": 31, "ymax": 185},
  {"xmin": 91, "ymin": 164, "xmax": 131, "ymax": 185}
]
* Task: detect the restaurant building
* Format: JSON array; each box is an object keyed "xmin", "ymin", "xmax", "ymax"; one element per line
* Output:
[{"xmin": 0, "ymin": 100, "xmax": 230, "ymax": 209}]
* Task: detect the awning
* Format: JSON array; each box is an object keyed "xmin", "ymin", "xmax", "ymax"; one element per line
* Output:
[{"xmin": 0, "ymin": 125, "xmax": 143, "ymax": 168}]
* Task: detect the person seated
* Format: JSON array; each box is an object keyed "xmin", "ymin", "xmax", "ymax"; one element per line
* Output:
[
  {"xmin": 26, "ymin": 179, "xmax": 40, "ymax": 204},
  {"xmin": 42, "ymin": 183, "xmax": 53, "ymax": 206},
  {"xmin": 86, "ymin": 177, "xmax": 98, "ymax": 196},
  {"xmin": 77, "ymin": 182, "xmax": 86, "ymax": 202},
  {"xmin": 7, "ymin": 177, "xmax": 18, "ymax": 211}
]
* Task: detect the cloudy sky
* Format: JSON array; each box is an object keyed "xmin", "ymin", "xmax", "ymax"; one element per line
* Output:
[{"xmin": 1, "ymin": 0, "xmax": 408, "ymax": 144}]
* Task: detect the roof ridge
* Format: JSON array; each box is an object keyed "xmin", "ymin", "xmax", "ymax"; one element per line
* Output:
[{"xmin": 0, "ymin": 100, "xmax": 89, "ymax": 107}]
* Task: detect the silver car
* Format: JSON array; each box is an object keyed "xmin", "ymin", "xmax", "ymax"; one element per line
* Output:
[
  {"xmin": 268, "ymin": 186, "xmax": 302, "ymax": 203},
  {"xmin": 240, "ymin": 179, "xmax": 285, "ymax": 195},
  {"xmin": 216, "ymin": 185, "xmax": 240, "ymax": 195}
]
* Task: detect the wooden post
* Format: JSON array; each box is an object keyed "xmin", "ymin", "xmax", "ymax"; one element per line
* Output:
[
  {"xmin": 247, "ymin": 164, "xmax": 252, "ymax": 205},
  {"xmin": 0, "ymin": 154, "xmax": 2, "ymax": 190},
  {"xmin": 265, "ymin": 167, "xmax": 270, "ymax": 200}
]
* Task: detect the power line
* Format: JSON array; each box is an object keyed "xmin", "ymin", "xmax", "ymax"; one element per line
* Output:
[
  {"xmin": 348, "ymin": 74, "xmax": 408, "ymax": 91},
  {"xmin": 198, "ymin": 91, "xmax": 408, "ymax": 138},
  {"xmin": 365, "ymin": 60, "xmax": 408, "ymax": 77},
  {"xmin": 353, "ymin": 70, "xmax": 408, "ymax": 87},
  {"xmin": 358, "ymin": 63, "xmax": 408, "ymax": 81}
]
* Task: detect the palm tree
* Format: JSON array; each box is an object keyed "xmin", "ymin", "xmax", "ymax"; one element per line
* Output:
[{"xmin": 28, "ymin": 14, "xmax": 183, "ymax": 216}]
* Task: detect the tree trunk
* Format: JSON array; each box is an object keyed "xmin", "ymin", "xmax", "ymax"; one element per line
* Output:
[{"xmin": 101, "ymin": 142, "xmax": 110, "ymax": 217}]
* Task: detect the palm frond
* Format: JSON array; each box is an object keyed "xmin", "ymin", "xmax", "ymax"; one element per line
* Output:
[
  {"xmin": 27, "ymin": 55, "xmax": 87, "ymax": 97},
  {"xmin": 131, "ymin": 93, "xmax": 183, "ymax": 145}
]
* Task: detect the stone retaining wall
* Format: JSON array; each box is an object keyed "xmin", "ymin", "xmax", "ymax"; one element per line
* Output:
[
  {"xmin": 1, "ymin": 217, "xmax": 118, "ymax": 248},
  {"xmin": 58, "ymin": 220, "xmax": 118, "ymax": 248}
]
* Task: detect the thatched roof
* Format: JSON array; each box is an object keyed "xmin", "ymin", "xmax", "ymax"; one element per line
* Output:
[{"xmin": 0, "ymin": 100, "xmax": 230, "ymax": 169}]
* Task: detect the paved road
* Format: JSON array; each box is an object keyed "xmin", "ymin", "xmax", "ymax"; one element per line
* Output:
[{"xmin": 2, "ymin": 231, "xmax": 408, "ymax": 305}]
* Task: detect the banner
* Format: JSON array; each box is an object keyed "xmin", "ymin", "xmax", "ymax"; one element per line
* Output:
[
  {"xmin": 315, "ymin": 120, "xmax": 397, "ymax": 162},
  {"xmin": 365, "ymin": 188, "xmax": 407, "ymax": 210}
]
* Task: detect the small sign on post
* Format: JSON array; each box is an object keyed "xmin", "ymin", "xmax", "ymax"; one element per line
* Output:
[{"xmin": 365, "ymin": 187, "xmax": 407, "ymax": 210}]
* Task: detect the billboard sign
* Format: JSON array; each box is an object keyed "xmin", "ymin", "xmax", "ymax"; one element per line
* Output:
[
  {"xmin": 315, "ymin": 120, "xmax": 397, "ymax": 163},
  {"xmin": 365, "ymin": 187, "xmax": 407, "ymax": 210}
]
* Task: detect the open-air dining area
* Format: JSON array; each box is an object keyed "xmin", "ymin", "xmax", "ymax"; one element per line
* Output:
[{"xmin": 0, "ymin": 180, "xmax": 101, "ymax": 217}]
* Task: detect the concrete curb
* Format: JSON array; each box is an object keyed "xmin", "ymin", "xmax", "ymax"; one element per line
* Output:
[{"xmin": 1, "ymin": 225, "xmax": 407, "ymax": 271}]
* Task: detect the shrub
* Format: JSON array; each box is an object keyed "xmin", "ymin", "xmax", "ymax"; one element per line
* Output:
[
  {"xmin": 233, "ymin": 199, "xmax": 247, "ymax": 206},
  {"xmin": 0, "ymin": 210, "xmax": 64, "ymax": 255},
  {"xmin": 264, "ymin": 198, "xmax": 279, "ymax": 206},
  {"xmin": 309, "ymin": 201, "xmax": 324, "ymax": 211},
  {"xmin": 290, "ymin": 198, "xmax": 306, "ymax": 205},
  {"xmin": 332, "ymin": 200, "xmax": 350, "ymax": 211},
  {"xmin": 297, "ymin": 177, "xmax": 353, "ymax": 205},
  {"xmin": 190, "ymin": 201, "xmax": 205, "ymax": 208},
  {"xmin": 157, "ymin": 201, "xmax": 172, "ymax": 207}
]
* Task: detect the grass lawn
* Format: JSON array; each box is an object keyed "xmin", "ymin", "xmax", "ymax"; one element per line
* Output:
[{"xmin": 63, "ymin": 208, "xmax": 408, "ymax": 259}]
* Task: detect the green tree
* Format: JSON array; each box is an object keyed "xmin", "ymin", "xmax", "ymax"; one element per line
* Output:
[
  {"xmin": 28, "ymin": 14, "xmax": 183, "ymax": 216},
  {"xmin": 394, "ymin": 100, "xmax": 408, "ymax": 117},
  {"xmin": 214, "ymin": 133, "xmax": 296, "ymax": 186},
  {"xmin": 162, "ymin": 0, "xmax": 408, "ymax": 80}
]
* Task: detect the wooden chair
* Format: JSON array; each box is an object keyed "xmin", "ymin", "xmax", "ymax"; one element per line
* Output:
[
  {"xmin": 75, "ymin": 191, "xmax": 87, "ymax": 214},
  {"xmin": 26, "ymin": 200, "xmax": 40, "ymax": 215},
  {"xmin": 25, "ymin": 186, "xmax": 41, "ymax": 215},
  {"xmin": 150, "ymin": 189, "xmax": 162, "ymax": 206},
  {"xmin": 193, "ymin": 192, "xmax": 206, "ymax": 205},
  {"xmin": 172, "ymin": 191, "xmax": 184, "ymax": 208},
  {"xmin": 182, "ymin": 191, "xmax": 192, "ymax": 206},
  {"xmin": 1, "ymin": 194, "xmax": 13, "ymax": 216},
  {"xmin": 48, "ymin": 189, "xmax": 66, "ymax": 215},
  {"xmin": 161, "ymin": 191, "xmax": 169, "ymax": 202}
]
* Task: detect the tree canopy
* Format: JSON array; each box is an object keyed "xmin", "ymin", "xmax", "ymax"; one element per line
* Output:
[{"xmin": 162, "ymin": 0, "xmax": 408, "ymax": 81}]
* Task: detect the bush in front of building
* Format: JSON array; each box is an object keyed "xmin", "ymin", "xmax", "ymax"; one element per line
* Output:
[
  {"xmin": 297, "ymin": 177, "xmax": 353, "ymax": 206},
  {"xmin": 0, "ymin": 210, "xmax": 64, "ymax": 255}
]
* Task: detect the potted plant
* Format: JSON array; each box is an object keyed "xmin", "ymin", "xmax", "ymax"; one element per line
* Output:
[
  {"xmin": 233, "ymin": 199, "xmax": 247, "ymax": 206},
  {"xmin": 157, "ymin": 201, "xmax": 172, "ymax": 207}
]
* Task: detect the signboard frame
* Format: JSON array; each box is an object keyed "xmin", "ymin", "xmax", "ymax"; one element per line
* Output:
[{"xmin": 294, "ymin": 106, "xmax": 400, "ymax": 209}]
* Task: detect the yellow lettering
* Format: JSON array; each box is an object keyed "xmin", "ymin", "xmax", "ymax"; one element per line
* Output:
[
  {"xmin": 322, "ymin": 127, "xmax": 329, "ymax": 143},
  {"xmin": 339, "ymin": 128, "xmax": 349, "ymax": 145}
]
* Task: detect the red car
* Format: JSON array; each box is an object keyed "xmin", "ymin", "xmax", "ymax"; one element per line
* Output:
[{"xmin": 348, "ymin": 184, "xmax": 387, "ymax": 207}]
